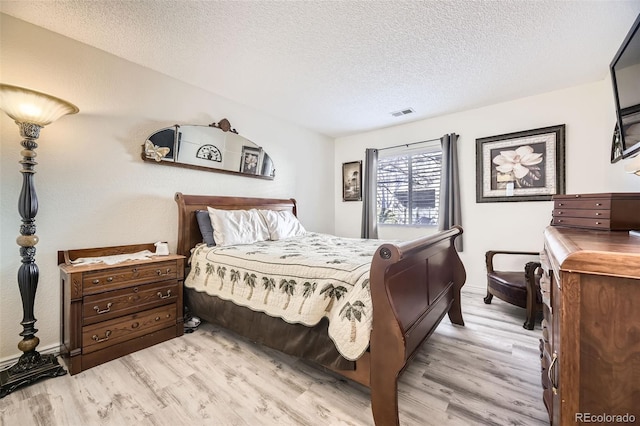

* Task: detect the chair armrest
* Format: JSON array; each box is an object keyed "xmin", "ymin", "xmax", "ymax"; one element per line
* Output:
[
  {"xmin": 485, "ymin": 250, "xmax": 540, "ymax": 273},
  {"xmin": 525, "ymin": 261, "xmax": 543, "ymax": 287},
  {"xmin": 525, "ymin": 260, "xmax": 543, "ymax": 303}
]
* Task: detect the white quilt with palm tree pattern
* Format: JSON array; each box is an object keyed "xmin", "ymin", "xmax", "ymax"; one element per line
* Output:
[{"xmin": 184, "ymin": 232, "xmax": 384, "ymax": 360}]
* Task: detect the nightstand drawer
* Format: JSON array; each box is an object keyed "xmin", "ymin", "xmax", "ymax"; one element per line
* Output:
[
  {"xmin": 82, "ymin": 304, "xmax": 176, "ymax": 354},
  {"xmin": 82, "ymin": 260, "xmax": 178, "ymax": 295},
  {"xmin": 83, "ymin": 280, "xmax": 178, "ymax": 325}
]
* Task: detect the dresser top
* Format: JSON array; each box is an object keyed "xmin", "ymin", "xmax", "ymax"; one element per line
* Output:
[
  {"xmin": 552, "ymin": 192, "xmax": 640, "ymax": 200},
  {"xmin": 544, "ymin": 226, "xmax": 640, "ymax": 278}
]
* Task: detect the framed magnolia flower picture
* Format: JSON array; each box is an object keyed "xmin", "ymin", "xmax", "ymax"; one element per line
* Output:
[{"xmin": 476, "ymin": 125, "xmax": 565, "ymax": 202}]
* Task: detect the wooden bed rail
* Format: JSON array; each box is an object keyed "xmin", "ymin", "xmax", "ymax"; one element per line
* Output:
[
  {"xmin": 380, "ymin": 225, "xmax": 464, "ymax": 260},
  {"xmin": 369, "ymin": 225, "xmax": 465, "ymax": 426}
]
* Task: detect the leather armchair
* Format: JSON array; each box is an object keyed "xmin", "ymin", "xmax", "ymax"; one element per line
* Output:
[{"xmin": 483, "ymin": 250, "xmax": 542, "ymax": 330}]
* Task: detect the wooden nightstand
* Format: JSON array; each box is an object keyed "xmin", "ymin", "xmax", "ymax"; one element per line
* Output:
[{"xmin": 58, "ymin": 243, "xmax": 185, "ymax": 375}]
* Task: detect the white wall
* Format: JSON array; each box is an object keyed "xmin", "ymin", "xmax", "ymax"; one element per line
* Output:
[
  {"xmin": 335, "ymin": 80, "xmax": 640, "ymax": 291},
  {"xmin": 0, "ymin": 15, "xmax": 334, "ymax": 362}
]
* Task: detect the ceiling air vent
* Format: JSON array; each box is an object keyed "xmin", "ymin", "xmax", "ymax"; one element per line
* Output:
[{"xmin": 391, "ymin": 108, "xmax": 415, "ymax": 117}]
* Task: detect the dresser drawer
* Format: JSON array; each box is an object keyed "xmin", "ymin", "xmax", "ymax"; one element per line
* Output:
[
  {"xmin": 542, "ymin": 388, "xmax": 552, "ymax": 417},
  {"xmin": 551, "ymin": 217, "xmax": 610, "ymax": 229},
  {"xmin": 82, "ymin": 260, "xmax": 178, "ymax": 295},
  {"xmin": 539, "ymin": 261, "xmax": 552, "ymax": 316},
  {"xmin": 552, "ymin": 208, "xmax": 610, "ymax": 219},
  {"xmin": 541, "ymin": 318, "xmax": 550, "ymax": 343},
  {"xmin": 83, "ymin": 280, "xmax": 178, "ymax": 325},
  {"xmin": 543, "ymin": 302, "xmax": 552, "ymax": 325},
  {"xmin": 82, "ymin": 304, "xmax": 177, "ymax": 354},
  {"xmin": 554, "ymin": 198, "xmax": 611, "ymax": 210}
]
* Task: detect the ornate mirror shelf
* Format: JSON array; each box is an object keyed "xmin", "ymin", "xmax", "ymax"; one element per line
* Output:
[{"xmin": 141, "ymin": 118, "xmax": 275, "ymax": 180}]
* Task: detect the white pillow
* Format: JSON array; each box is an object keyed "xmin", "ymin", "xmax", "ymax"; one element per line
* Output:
[
  {"xmin": 207, "ymin": 207, "xmax": 269, "ymax": 246},
  {"xmin": 259, "ymin": 209, "xmax": 306, "ymax": 240}
]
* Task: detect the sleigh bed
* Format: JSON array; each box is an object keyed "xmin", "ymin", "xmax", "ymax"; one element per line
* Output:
[{"xmin": 174, "ymin": 192, "xmax": 466, "ymax": 425}]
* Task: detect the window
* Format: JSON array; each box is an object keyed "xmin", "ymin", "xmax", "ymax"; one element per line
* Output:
[{"xmin": 376, "ymin": 143, "xmax": 442, "ymax": 226}]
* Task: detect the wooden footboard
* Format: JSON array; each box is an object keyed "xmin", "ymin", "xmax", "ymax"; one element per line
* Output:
[
  {"xmin": 368, "ymin": 226, "xmax": 465, "ymax": 426},
  {"xmin": 174, "ymin": 193, "xmax": 465, "ymax": 425}
]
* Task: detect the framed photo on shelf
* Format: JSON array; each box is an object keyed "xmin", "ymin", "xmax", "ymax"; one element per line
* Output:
[
  {"xmin": 240, "ymin": 145, "xmax": 261, "ymax": 175},
  {"xmin": 476, "ymin": 124, "xmax": 565, "ymax": 203},
  {"xmin": 342, "ymin": 161, "xmax": 362, "ymax": 201}
]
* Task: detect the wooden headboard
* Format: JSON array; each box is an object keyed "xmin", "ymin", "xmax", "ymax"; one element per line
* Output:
[{"xmin": 174, "ymin": 192, "xmax": 298, "ymax": 258}]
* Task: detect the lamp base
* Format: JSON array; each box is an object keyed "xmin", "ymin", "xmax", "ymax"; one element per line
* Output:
[{"xmin": 0, "ymin": 350, "xmax": 66, "ymax": 398}]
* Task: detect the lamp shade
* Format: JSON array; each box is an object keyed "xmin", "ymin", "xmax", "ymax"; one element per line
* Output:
[{"xmin": 0, "ymin": 84, "xmax": 79, "ymax": 126}]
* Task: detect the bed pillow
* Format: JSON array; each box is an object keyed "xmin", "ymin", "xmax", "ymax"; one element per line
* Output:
[
  {"xmin": 259, "ymin": 209, "xmax": 307, "ymax": 240},
  {"xmin": 207, "ymin": 207, "xmax": 270, "ymax": 246},
  {"xmin": 195, "ymin": 210, "xmax": 215, "ymax": 247}
]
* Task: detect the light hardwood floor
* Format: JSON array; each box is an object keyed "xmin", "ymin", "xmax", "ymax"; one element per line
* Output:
[{"xmin": 0, "ymin": 288, "xmax": 548, "ymax": 426}]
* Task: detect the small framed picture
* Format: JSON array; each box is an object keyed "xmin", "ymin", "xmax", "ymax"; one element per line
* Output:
[
  {"xmin": 476, "ymin": 125, "xmax": 565, "ymax": 202},
  {"xmin": 240, "ymin": 145, "xmax": 261, "ymax": 174},
  {"xmin": 342, "ymin": 161, "xmax": 362, "ymax": 201}
]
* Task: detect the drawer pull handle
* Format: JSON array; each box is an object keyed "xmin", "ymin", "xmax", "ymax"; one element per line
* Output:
[
  {"xmin": 92, "ymin": 279, "xmax": 100, "ymax": 284},
  {"xmin": 548, "ymin": 351, "xmax": 558, "ymax": 395},
  {"xmin": 595, "ymin": 221, "xmax": 601, "ymax": 225},
  {"xmin": 558, "ymin": 203, "xmax": 564, "ymax": 206},
  {"xmin": 93, "ymin": 302, "xmax": 113, "ymax": 314},
  {"xmin": 157, "ymin": 290, "xmax": 172, "ymax": 299},
  {"xmin": 557, "ymin": 211, "xmax": 562, "ymax": 215},
  {"xmin": 557, "ymin": 219, "xmax": 563, "ymax": 223},
  {"xmin": 92, "ymin": 330, "xmax": 111, "ymax": 343},
  {"xmin": 595, "ymin": 203, "xmax": 602, "ymax": 206},
  {"xmin": 155, "ymin": 316, "xmax": 161, "ymax": 321},
  {"xmin": 106, "ymin": 277, "xmax": 113, "ymax": 282},
  {"xmin": 131, "ymin": 322, "xmax": 140, "ymax": 329},
  {"xmin": 156, "ymin": 268, "xmax": 171, "ymax": 276},
  {"xmin": 595, "ymin": 212, "xmax": 601, "ymax": 216}
]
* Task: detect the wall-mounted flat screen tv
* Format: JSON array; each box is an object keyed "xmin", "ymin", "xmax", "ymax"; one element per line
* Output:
[{"xmin": 610, "ymin": 13, "xmax": 640, "ymax": 159}]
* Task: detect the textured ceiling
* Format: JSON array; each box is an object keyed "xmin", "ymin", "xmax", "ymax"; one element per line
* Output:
[{"xmin": 1, "ymin": 1, "xmax": 640, "ymax": 137}]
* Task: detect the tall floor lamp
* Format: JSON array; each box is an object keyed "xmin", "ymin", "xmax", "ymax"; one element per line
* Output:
[{"xmin": 0, "ymin": 84, "xmax": 79, "ymax": 398}]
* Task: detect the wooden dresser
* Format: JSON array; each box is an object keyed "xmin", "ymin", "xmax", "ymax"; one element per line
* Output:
[
  {"xmin": 58, "ymin": 243, "xmax": 185, "ymax": 375},
  {"xmin": 539, "ymin": 227, "xmax": 640, "ymax": 424}
]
